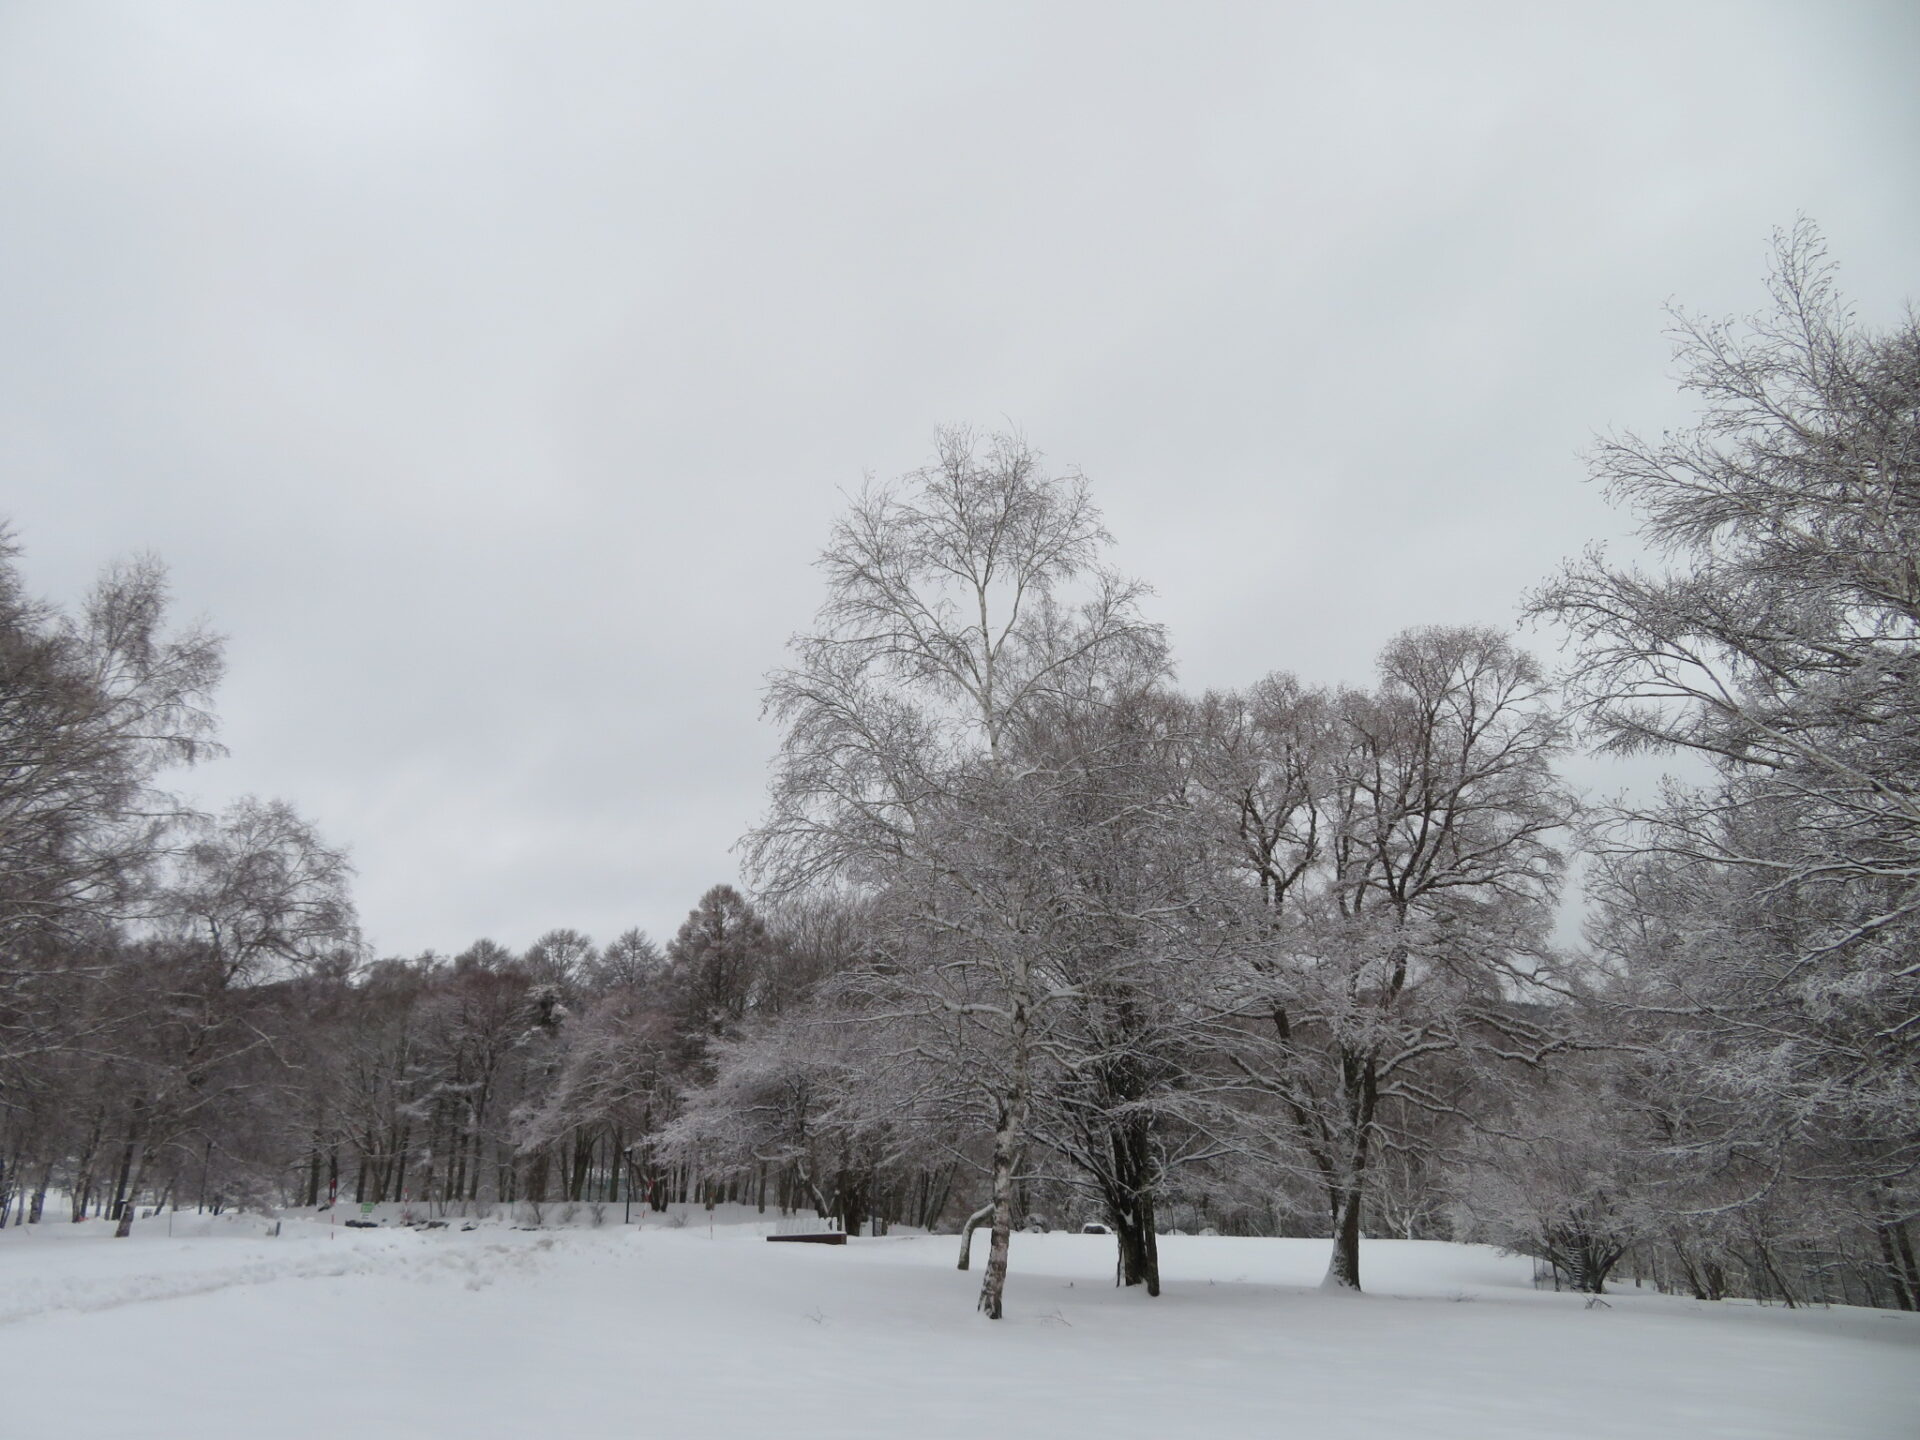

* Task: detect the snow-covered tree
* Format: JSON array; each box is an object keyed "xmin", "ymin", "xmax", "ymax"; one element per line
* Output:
[
  {"xmin": 1008, "ymin": 685, "xmax": 1224, "ymax": 1294},
  {"xmin": 1533, "ymin": 223, "xmax": 1920, "ymax": 1300},
  {"xmin": 1196, "ymin": 626, "xmax": 1577, "ymax": 1290},
  {"xmin": 1452, "ymin": 1051, "xmax": 1660, "ymax": 1295},
  {"xmin": 750, "ymin": 429, "xmax": 1163, "ymax": 1317}
]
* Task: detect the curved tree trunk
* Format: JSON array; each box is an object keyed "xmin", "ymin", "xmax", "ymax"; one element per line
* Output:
[{"xmin": 956, "ymin": 1203, "xmax": 993, "ymax": 1271}]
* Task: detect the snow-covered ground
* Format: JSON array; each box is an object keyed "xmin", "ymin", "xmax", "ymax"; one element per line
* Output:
[{"xmin": 3, "ymin": 1209, "xmax": 1914, "ymax": 1439}]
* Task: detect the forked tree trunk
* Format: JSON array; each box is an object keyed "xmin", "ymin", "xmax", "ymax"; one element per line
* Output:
[
  {"xmin": 1099, "ymin": 1079, "xmax": 1162, "ymax": 1295},
  {"xmin": 1112, "ymin": 1195, "xmax": 1161, "ymax": 1295}
]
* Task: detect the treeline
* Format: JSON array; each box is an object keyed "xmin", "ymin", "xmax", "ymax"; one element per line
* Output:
[
  {"xmin": 0, "ymin": 531, "xmax": 357, "ymax": 1234},
  {"xmin": 2, "ymin": 226, "xmax": 1914, "ymax": 1319}
]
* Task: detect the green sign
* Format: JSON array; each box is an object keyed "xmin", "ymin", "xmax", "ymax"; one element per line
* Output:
[{"xmin": 360, "ymin": 1202, "xmax": 375, "ymax": 1214}]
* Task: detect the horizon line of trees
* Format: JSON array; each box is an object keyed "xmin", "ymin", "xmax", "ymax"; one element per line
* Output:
[{"xmin": 2, "ymin": 223, "xmax": 1914, "ymax": 1320}]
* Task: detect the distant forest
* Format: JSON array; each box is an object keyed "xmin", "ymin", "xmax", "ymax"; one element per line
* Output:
[{"xmin": 3, "ymin": 225, "xmax": 1915, "ymax": 1318}]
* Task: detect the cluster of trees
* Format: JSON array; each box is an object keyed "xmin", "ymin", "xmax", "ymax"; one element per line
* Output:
[
  {"xmin": 3, "ymin": 227, "xmax": 1913, "ymax": 1320},
  {"xmin": 700, "ymin": 226, "xmax": 1918, "ymax": 1316},
  {"xmin": 0, "ymin": 845, "xmax": 814, "ymax": 1228},
  {"xmin": 1514, "ymin": 225, "xmax": 1920, "ymax": 1308},
  {"xmin": 0, "ymin": 542, "xmax": 355, "ymax": 1234}
]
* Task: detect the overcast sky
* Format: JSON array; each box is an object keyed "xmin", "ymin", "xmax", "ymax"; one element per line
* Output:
[{"xmin": 1, "ymin": 2, "xmax": 1914, "ymax": 959}]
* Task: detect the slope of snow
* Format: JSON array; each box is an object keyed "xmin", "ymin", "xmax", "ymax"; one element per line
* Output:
[{"xmin": 2, "ymin": 1214, "xmax": 1912, "ymax": 1439}]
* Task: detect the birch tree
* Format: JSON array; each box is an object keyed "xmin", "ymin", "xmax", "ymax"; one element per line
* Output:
[
  {"xmin": 0, "ymin": 537, "xmax": 222, "ymax": 1108},
  {"xmin": 750, "ymin": 428, "xmax": 1163, "ymax": 1317}
]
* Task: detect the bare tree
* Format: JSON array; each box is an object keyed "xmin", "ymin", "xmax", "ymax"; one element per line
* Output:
[
  {"xmin": 1006, "ymin": 685, "xmax": 1225, "ymax": 1294},
  {"xmin": 587, "ymin": 928, "xmax": 665, "ymax": 994},
  {"xmin": 1531, "ymin": 223, "xmax": 1920, "ymax": 1274},
  {"xmin": 101, "ymin": 799, "xmax": 357, "ymax": 1235},
  {"xmin": 750, "ymin": 428, "xmax": 1163, "ymax": 1317},
  {"xmin": 165, "ymin": 797, "xmax": 358, "ymax": 985},
  {"xmin": 0, "ymin": 539, "xmax": 223, "ymax": 1094},
  {"xmin": 1451, "ymin": 1048, "xmax": 1658, "ymax": 1295},
  {"xmin": 524, "ymin": 928, "xmax": 597, "ymax": 990},
  {"xmin": 1197, "ymin": 626, "xmax": 1575, "ymax": 1290}
]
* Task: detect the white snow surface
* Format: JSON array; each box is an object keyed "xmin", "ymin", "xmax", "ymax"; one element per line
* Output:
[{"xmin": 3, "ymin": 1209, "xmax": 1913, "ymax": 1439}]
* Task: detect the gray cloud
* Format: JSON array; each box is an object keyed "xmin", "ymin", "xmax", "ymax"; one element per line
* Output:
[{"xmin": 2, "ymin": 1, "xmax": 1913, "ymax": 955}]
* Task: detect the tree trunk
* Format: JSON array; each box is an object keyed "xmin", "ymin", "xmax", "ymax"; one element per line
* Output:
[
  {"xmin": 29, "ymin": 1161, "xmax": 53, "ymax": 1223},
  {"xmin": 1892, "ymin": 1222, "xmax": 1920, "ymax": 1311},
  {"xmin": 1877, "ymin": 1222, "xmax": 1918, "ymax": 1311},
  {"xmin": 568, "ymin": 1134, "xmax": 591, "ymax": 1203},
  {"xmin": 113, "ymin": 1144, "xmax": 149, "ymax": 1237},
  {"xmin": 923, "ymin": 1165, "xmax": 955, "ymax": 1231},
  {"xmin": 1111, "ymin": 1194, "xmax": 1161, "ymax": 1295},
  {"xmin": 392, "ymin": 1123, "xmax": 411, "ymax": 1202},
  {"xmin": 1323, "ymin": 1186, "xmax": 1364, "ymax": 1291},
  {"xmin": 977, "ymin": 1122, "xmax": 1021, "ymax": 1318},
  {"xmin": 833, "ymin": 1165, "xmax": 869, "ymax": 1237},
  {"xmin": 70, "ymin": 1111, "xmax": 104, "ymax": 1222},
  {"xmin": 1320, "ymin": 1046, "xmax": 1376, "ymax": 1292},
  {"xmin": 956, "ymin": 1203, "xmax": 993, "ymax": 1270},
  {"xmin": 978, "ymin": 1025, "xmax": 1031, "ymax": 1317},
  {"xmin": 1098, "ymin": 1083, "xmax": 1163, "ymax": 1295},
  {"xmin": 109, "ymin": 1099, "xmax": 145, "ymax": 1227}
]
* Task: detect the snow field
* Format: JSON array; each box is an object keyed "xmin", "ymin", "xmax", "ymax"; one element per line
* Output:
[{"xmin": 2, "ymin": 1216, "xmax": 1914, "ymax": 1439}]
